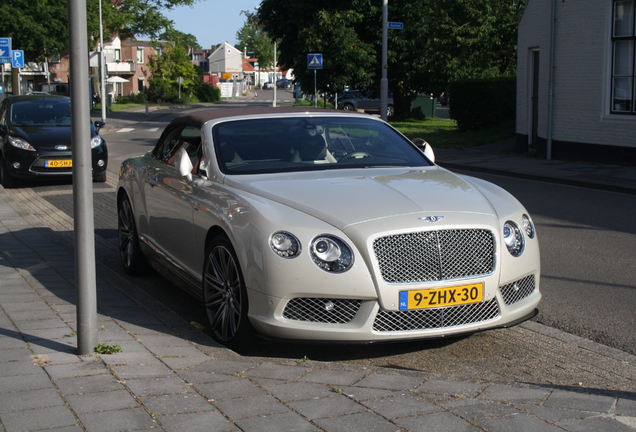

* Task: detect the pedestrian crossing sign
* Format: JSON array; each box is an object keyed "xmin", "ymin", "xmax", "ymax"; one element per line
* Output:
[{"xmin": 307, "ymin": 53, "xmax": 323, "ymax": 70}]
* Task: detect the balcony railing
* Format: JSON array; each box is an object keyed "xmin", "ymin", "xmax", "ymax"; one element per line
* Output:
[{"xmin": 106, "ymin": 60, "xmax": 135, "ymax": 73}]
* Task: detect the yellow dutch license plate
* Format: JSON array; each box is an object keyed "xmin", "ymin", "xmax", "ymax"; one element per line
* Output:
[
  {"xmin": 399, "ymin": 283, "xmax": 484, "ymax": 310},
  {"xmin": 45, "ymin": 160, "xmax": 72, "ymax": 168}
]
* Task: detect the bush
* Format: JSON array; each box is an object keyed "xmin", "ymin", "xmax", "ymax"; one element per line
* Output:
[
  {"xmin": 448, "ymin": 77, "xmax": 516, "ymax": 132},
  {"xmin": 148, "ymin": 78, "xmax": 177, "ymax": 102},
  {"xmin": 193, "ymin": 77, "xmax": 221, "ymax": 102},
  {"xmin": 116, "ymin": 92, "xmax": 148, "ymax": 104}
]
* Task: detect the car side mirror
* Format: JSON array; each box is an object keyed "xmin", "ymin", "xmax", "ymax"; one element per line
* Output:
[
  {"xmin": 94, "ymin": 120, "xmax": 105, "ymax": 131},
  {"xmin": 411, "ymin": 137, "xmax": 435, "ymax": 163},
  {"xmin": 174, "ymin": 147, "xmax": 194, "ymax": 182}
]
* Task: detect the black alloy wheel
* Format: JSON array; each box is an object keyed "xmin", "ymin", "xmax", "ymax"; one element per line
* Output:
[
  {"xmin": 203, "ymin": 235, "xmax": 254, "ymax": 348},
  {"xmin": 117, "ymin": 194, "xmax": 149, "ymax": 275}
]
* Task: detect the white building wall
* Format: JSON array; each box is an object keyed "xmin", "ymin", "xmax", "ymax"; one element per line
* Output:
[
  {"xmin": 517, "ymin": 0, "xmax": 552, "ymax": 140},
  {"xmin": 518, "ymin": 0, "xmax": 636, "ymax": 150}
]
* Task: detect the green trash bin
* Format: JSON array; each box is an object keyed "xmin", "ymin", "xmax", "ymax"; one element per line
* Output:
[{"xmin": 411, "ymin": 94, "xmax": 437, "ymax": 118}]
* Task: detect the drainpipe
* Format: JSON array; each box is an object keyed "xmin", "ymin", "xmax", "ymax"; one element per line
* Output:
[{"xmin": 546, "ymin": 0, "xmax": 557, "ymax": 160}]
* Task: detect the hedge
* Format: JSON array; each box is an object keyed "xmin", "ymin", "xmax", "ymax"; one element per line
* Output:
[{"xmin": 448, "ymin": 77, "xmax": 516, "ymax": 132}]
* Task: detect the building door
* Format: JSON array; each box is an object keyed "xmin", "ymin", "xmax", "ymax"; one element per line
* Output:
[{"xmin": 530, "ymin": 50, "xmax": 540, "ymax": 150}]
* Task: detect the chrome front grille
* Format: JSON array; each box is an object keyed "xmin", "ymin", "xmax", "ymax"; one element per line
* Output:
[
  {"xmin": 373, "ymin": 229, "xmax": 496, "ymax": 284},
  {"xmin": 373, "ymin": 298, "xmax": 500, "ymax": 332},
  {"xmin": 499, "ymin": 275, "xmax": 536, "ymax": 306},
  {"xmin": 283, "ymin": 298, "xmax": 362, "ymax": 324}
]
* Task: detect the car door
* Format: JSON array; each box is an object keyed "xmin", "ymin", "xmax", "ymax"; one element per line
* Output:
[
  {"xmin": 145, "ymin": 125, "xmax": 203, "ymax": 276},
  {"xmin": 356, "ymin": 91, "xmax": 379, "ymax": 111}
]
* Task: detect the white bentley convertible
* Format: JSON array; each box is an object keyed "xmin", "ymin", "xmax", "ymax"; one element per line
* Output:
[{"xmin": 117, "ymin": 107, "xmax": 540, "ymax": 348}]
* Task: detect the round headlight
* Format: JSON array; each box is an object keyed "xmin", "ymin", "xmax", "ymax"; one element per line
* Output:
[
  {"xmin": 270, "ymin": 231, "xmax": 301, "ymax": 258},
  {"xmin": 503, "ymin": 221, "xmax": 524, "ymax": 257},
  {"xmin": 310, "ymin": 235, "xmax": 353, "ymax": 273},
  {"xmin": 522, "ymin": 214, "xmax": 535, "ymax": 239}
]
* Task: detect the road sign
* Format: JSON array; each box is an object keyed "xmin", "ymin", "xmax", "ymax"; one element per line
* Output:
[
  {"xmin": 307, "ymin": 53, "xmax": 323, "ymax": 70},
  {"xmin": 0, "ymin": 37, "xmax": 11, "ymax": 63},
  {"xmin": 387, "ymin": 22, "xmax": 404, "ymax": 30},
  {"xmin": 12, "ymin": 50, "xmax": 24, "ymax": 68}
]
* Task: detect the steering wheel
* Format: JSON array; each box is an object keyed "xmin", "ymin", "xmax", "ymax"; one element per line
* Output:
[{"xmin": 339, "ymin": 152, "xmax": 372, "ymax": 163}]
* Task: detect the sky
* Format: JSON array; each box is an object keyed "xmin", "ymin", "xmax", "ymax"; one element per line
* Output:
[{"xmin": 163, "ymin": 0, "xmax": 261, "ymax": 49}]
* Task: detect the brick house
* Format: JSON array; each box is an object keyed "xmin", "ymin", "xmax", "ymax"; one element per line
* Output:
[
  {"xmin": 2, "ymin": 35, "xmax": 160, "ymax": 99},
  {"xmin": 516, "ymin": 0, "xmax": 636, "ymax": 162}
]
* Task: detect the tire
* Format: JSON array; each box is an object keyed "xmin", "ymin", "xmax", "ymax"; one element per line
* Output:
[
  {"xmin": 343, "ymin": 103, "xmax": 355, "ymax": 112},
  {"xmin": 0, "ymin": 155, "xmax": 16, "ymax": 189},
  {"xmin": 117, "ymin": 194, "xmax": 149, "ymax": 275},
  {"xmin": 203, "ymin": 235, "xmax": 255, "ymax": 349},
  {"xmin": 93, "ymin": 171, "xmax": 107, "ymax": 183}
]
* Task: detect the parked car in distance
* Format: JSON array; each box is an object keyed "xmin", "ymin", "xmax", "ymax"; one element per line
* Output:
[
  {"xmin": 262, "ymin": 82, "xmax": 274, "ymax": 89},
  {"xmin": 338, "ymin": 90, "xmax": 395, "ymax": 117},
  {"xmin": 117, "ymin": 107, "xmax": 541, "ymax": 349},
  {"xmin": 276, "ymin": 79, "xmax": 292, "ymax": 89},
  {"xmin": 0, "ymin": 95, "xmax": 108, "ymax": 188},
  {"xmin": 38, "ymin": 82, "xmax": 70, "ymax": 96}
]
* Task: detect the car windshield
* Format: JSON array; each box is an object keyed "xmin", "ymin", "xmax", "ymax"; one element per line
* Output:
[
  {"xmin": 10, "ymin": 101, "xmax": 72, "ymax": 126},
  {"xmin": 213, "ymin": 116, "xmax": 432, "ymax": 174}
]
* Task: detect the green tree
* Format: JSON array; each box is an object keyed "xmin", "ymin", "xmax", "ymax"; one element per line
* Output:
[
  {"xmin": 160, "ymin": 29, "xmax": 201, "ymax": 50},
  {"xmin": 258, "ymin": 0, "xmax": 376, "ymax": 95},
  {"xmin": 0, "ymin": 0, "xmax": 197, "ymax": 60},
  {"xmin": 257, "ymin": 0, "xmax": 524, "ymax": 118},
  {"xmin": 235, "ymin": 10, "xmax": 275, "ymax": 71},
  {"xmin": 148, "ymin": 41, "xmax": 199, "ymax": 101}
]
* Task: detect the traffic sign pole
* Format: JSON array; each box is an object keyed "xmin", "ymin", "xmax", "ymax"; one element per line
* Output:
[
  {"xmin": 307, "ymin": 54, "xmax": 323, "ymax": 108},
  {"xmin": 381, "ymin": 0, "xmax": 389, "ymax": 121}
]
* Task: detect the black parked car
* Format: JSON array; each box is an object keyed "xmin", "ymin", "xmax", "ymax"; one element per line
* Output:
[{"xmin": 0, "ymin": 95, "xmax": 108, "ymax": 188}]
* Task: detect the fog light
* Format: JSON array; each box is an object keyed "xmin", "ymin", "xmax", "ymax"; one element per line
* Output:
[
  {"xmin": 97, "ymin": 159, "xmax": 105, "ymax": 167},
  {"xmin": 12, "ymin": 162, "xmax": 20, "ymax": 169}
]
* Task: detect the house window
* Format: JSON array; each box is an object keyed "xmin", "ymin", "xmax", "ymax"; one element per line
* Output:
[
  {"xmin": 612, "ymin": 0, "xmax": 636, "ymax": 113},
  {"xmin": 114, "ymin": 49, "xmax": 121, "ymax": 61},
  {"xmin": 137, "ymin": 48, "xmax": 144, "ymax": 63}
]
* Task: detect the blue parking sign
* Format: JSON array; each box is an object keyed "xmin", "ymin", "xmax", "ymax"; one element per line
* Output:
[{"xmin": 11, "ymin": 50, "xmax": 24, "ymax": 68}]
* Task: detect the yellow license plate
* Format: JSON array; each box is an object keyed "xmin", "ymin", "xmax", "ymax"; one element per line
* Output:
[
  {"xmin": 45, "ymin": 160, "xmax": 72, "ymax": 168},
  {"xmin": 399, "ymin": 283, "xmax": 484, "ymax": 310}
]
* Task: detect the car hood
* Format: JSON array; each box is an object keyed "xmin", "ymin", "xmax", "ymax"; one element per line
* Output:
[
  {"xmin": 229, "ymin": 167, "xmax": 497, "ymax": 230},
  {"xmin": 12, "ymin": 126, "xmax": 75, "ymax": 150}
]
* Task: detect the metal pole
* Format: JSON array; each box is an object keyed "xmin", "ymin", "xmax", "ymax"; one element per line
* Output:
[
  {"xmin": 314, "ymin": 70, "xmax": 317, "ymax": 108},
  {"xmin": 546, "ymin": 0, "xmax": 556, "ymax": 160},
  {"xmin": 99, "ymin": 0, "xmax": 107, "ymax": 122},
  {"xmin": 273, "ymin": 41, "xmax": 277, "ymax": 107},
  {"xmin": 380, "ymin": 0, "xmax": 389, "ymax": 121},
  {"xmin": 69, "ymin": 0, "xmax": 98, "ymax": 355}
]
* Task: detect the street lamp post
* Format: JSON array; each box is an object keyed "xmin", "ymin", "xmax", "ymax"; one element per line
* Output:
[
  {"xmin": 380, "ymin": 0, "xmax": 389, "ymax": 121},
  {"xmin": 99, "ymin": 0, "xmax": 106, "ymax": 121}
]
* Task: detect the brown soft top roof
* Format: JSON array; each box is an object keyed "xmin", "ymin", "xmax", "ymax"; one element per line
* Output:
[{"xmin": 169, "ymin": 107, "xmax": 354, "ymax": 129}]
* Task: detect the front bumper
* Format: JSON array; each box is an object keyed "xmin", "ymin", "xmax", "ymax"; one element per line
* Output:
[
  {"xmin": 3, "ymin": 145, "xmax": 108, "ymax": 180},
  {"xmin": 247, "ymin": 273, "xmax": 541, "ymax": 342}
]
